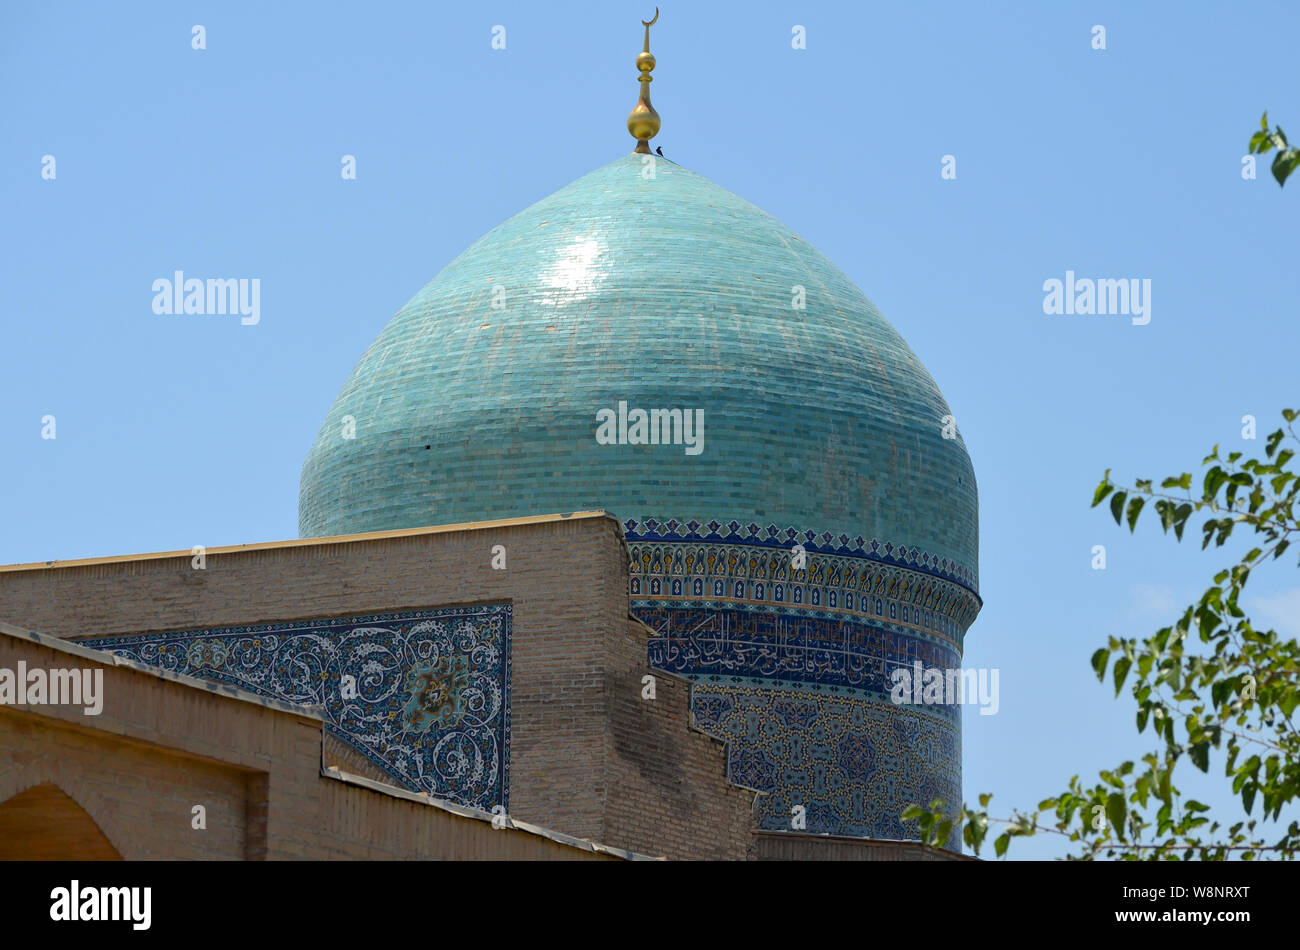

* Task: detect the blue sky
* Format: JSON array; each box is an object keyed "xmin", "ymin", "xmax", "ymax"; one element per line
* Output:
[{"xmin": 3, "ymin": 1, "xmax": 1298, "ymax": 858}]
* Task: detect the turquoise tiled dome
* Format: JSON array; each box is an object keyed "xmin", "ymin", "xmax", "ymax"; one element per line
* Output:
[{"xmin": 299, "ymin": 154, "xmax": 978, "ymax": 585}]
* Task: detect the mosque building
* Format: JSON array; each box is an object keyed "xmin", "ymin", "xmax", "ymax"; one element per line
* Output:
[{"xmin": 0, "ymin": 13, "xmax": 979, "ymax": 861}]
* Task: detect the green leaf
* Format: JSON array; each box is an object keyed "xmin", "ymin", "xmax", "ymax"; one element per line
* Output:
[
  {"xmin": 1261, "ymin": 111, "xmax": 1270, "ymax": 132},
  {"xmin": 964, "ymin": 812, "xmax": 987, "ymax": 851},
  {"xmin": 1107, "ymin": 792, "xmax": 1128, "ymax": 840},
  {"xmin": 1189, "ymin": 742, "xmax": 1210, "ymax": 773},
  {"xmin": 1272, "ymin": 147, "xmax": 1300, "ymax": 187},
  {"xmin": 994, "ymin": 832, "xmax": 1010, "ymax": 858},
  {"xmin": 1203, "ymin": 467, "xmax": 1227, "ymax": 499},
  {"xmin": 1211, "ymin": 679, "xmax": 1230, "ymax": 708},
  {"xmin": 934, "ymin": 820, "xmax": 953, "ymax": 845},
  {"xmin": 1126, "ymin": 496, "xmax": 1145, "ymax": 532},
  {"xmin": 1113, "ymin": 656, "xmax": 1132, "ymax": 696},
  {"xmin": 1091, "ymin": 647, "xmax": 1109, "ymax": 681},
  {"xmin": 1092, "ymin": 476, "xmax": 1114, "ymax": 507},
  {"xmin": 1110, "ymin": 491, "xmax": 1128, "ymax": 526},
  {"xmin": 978, "ymin": 793, "xmax": 991, "ymax": 808}
]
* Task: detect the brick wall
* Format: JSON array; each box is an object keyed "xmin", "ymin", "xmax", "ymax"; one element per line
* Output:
[
  {"xmin": 603, "ymin": 616, "xmax": 756, "ymax": 860},
  {"xmin": 751, "ymin": 832, "xmax": 973, "ymax": 861},
  {"xmin": 0, "ymin": 514, "xmax": 755, "ymax": 859},
  {"xmin": 0, "ymin": 625, "xmax": 620, "ymax": 860},
  {"xmin": 0, "ymin": 514, "xmax": 965, "ymax": 861}
]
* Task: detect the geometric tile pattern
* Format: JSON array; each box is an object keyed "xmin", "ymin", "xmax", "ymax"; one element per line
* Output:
[
  {"xmin": 81, "ymin": 605, "xmax": 511, "ymax": 811},
  {"xmin": 691, "ymin": 685, "xmax": 960, "ymax": 843},
  {"xmin": 631, "ymin": 521, "xmax": 974, "ymax": 846},
  {"xmin": 624, "ymin": 517, "xmax": 980, "ymax": 599},
  {"xmin": 640, "ymin": 604, "xmax": 961, "ymax": 721}
]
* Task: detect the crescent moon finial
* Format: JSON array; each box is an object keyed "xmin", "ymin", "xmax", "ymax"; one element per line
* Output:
[{"xmin": 628, "ymin": 10, "xmax": 662, "ymax": 153}]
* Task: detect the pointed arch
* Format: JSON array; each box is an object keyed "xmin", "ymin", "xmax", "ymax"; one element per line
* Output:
[{"xmin": 0, "ymin": 782, "xmax": 122, "ymax": 860}]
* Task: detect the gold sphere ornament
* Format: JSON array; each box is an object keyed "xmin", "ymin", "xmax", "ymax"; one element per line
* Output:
[{"xmin": 627, "ymin": 9, "xmax": 661, "ymax": 154}]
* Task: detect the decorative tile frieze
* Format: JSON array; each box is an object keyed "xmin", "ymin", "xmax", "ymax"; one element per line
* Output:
[{"xmin": 81, "ymin": 605, "xmax": 511, "ymax": 811}]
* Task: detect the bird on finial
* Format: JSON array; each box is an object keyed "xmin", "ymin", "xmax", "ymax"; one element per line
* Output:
[
  {"xmin": 656, "ymin": 146, "xmax": 664, "ymax": 157},
  {"xmin": 627, "ymin": 8, "xmax": 661, "ymax": 154}
]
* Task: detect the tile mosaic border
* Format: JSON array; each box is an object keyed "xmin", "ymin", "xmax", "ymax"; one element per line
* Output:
[{"xmin": 81, "ymin": 604, "xmax": 512, "ymax": 812}]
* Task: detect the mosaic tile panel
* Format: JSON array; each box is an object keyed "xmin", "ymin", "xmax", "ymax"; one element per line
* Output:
[
  {"xmin": 81, "ymin": 605, "xmax": 511, "ymax": 811},
  {"xmin": 624, "ymin": 517, "xmax": 979, "ymax": 597},
  {"xmin": 631, "ymin": 519, "xmax": 975, "ymax": 846},
  {"xmin": 639, "ymin": 604, "xmax": 961, "ymax": 720},
  {"xmin": 691, "ymin": 684, "xmax": 961, "ymax": 845},
  {"xmin": 627, "ymin": 529, "xmax": 981, "ymax": 647}
]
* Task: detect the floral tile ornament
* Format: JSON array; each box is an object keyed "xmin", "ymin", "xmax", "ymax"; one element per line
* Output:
[{"xmin": 82, "ymin": 605, "xmax": 511, "ymax": 811}]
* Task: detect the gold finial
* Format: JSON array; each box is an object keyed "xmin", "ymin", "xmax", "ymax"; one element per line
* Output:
[{"xmin": 627, "ymin": 8, "xmax": 661, "ymax": 154}]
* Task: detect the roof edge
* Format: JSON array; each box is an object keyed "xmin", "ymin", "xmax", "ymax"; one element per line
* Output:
[
  {"xmin": 0, "ymin": 620, "xmax": 327, "ymax": 721},
  {"xmin": 0, "ymin": 510, "xmax": 614, "ymax": 574},
  {"xmin": 320, "ymin": 766, "xmax": 662, "ymax": 861}
]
